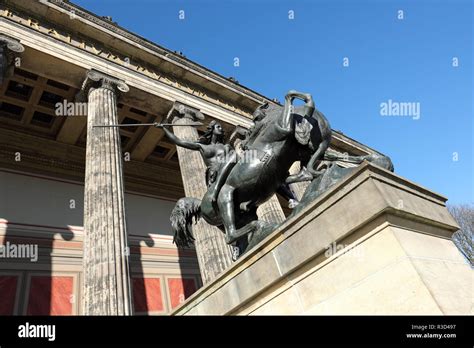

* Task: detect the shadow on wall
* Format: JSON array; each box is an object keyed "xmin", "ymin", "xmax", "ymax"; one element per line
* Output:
[
  {"xmin": 0, "ymin": 170, "xmax": 83, "ymax": 315},
  {"xmin": 129, "ymin": 232, "xmax": 201, "ymax": 315},
  {"xmin": 0, "ymin": 221, "xmax": 74, "ymax": 315},
  {"xmin": 0, "ymin": 170, "xmax": 202, "ymax": 315},
  {"xmin": 130, "ymin": 234, "xmax": 154, "ymax": 315}
]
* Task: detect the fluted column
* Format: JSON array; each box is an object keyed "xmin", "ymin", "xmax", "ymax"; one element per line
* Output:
[
  {"xmin": 256, "ymin": 196, "xmax": 286, "ymax": 224},
  {"xmin": 81, "ymin": 70, "xmax": 133, "ymax": 315},
  {"xmin": 168, "ymin": 103, "xmax": 233, "ymax": 284}
]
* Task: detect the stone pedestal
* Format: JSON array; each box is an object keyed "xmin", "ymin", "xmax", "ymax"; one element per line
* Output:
[
  {"xmin": 172, "ymin": 163, "xmax": 471, "ymax": 315},
  {"xmin": 82, "ymin": 70, "xmax": 133, "ymax": 315},
  {"xmin": 169, "ymin": 103, "xmax": 233, "ymax": 284}
]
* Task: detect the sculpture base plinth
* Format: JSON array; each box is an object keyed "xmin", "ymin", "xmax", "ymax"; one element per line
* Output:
[{"xmin": 172, "ymin": 163, "xmax": 471, "ymax": 315}]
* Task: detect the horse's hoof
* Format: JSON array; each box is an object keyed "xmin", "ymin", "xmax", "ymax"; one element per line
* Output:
[
  {"xmin": 225, "ymin": 233, "xmax": 236, "ymax": 245},
  {"xmin": 288, "ymin": 199, "xmax": 299, "ymax": 209},
  {"xmin": 231, "ymin": 246, "xmax": 240, "ymax": 261}
]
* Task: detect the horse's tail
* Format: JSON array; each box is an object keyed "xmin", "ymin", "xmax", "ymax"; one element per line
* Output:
[{"xmin": 170, "ymin": 197, "xmax": 202, "ymax": 248}]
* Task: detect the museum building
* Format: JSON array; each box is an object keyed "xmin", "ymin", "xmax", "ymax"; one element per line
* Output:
[{"xmin": 0, "ymin": 0, "xmax": 390, "ymax": 315}]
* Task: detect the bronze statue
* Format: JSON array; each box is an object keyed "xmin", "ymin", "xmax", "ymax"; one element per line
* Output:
[
  {"xmin": 158, "ymin": 120, "xmax": 235, "ymax": 196},
  {"xmin": 164, "ymin": 90, "xmax": 334, "ymax": 256},
  {"xmin": 164, "ymin": 90, "xmax": 394, "ymax": 258}
]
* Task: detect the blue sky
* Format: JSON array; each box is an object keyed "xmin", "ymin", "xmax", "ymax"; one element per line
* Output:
[{"xmin": 74, "ymin": 0, "xmax": 473, "ymax": 204}]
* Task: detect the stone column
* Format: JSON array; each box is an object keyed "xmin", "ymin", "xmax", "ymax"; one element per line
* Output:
[
  {"xmin": 81, "ymin": 70, "xmax": 133, "ymax": 315},
  {"xmin": 168, "ymin": 103, "xmax": 233, "ymax": 284},
  {"xmin": 257, "ymin": 196, "xmax": 286, "ymax": 224},
  {"xmin": 289, "ymin": 161, "xmax": 310, "ymax": 200},
  {"xmin": 0, "ymin": 34, "xmax": 24, "ymax": 85}
]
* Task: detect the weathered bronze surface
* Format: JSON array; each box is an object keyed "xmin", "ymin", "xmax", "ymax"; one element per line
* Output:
[{"xmin": 166, "ymin": 90, "xmax": 393, "ymax": 258}]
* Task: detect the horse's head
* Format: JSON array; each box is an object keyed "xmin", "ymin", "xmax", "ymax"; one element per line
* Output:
[{"xmin": 252, "ymin": 102, "xmax": 269, "ymax": 122}]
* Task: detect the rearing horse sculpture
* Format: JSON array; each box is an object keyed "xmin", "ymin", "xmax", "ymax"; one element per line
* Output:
[{"xmin": 169, "ymin": 91, "xmax": 331, "ymax": 255}]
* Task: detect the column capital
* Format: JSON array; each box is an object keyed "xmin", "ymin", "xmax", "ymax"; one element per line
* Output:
[
  {"xmin": 0, "ymin": 35, "xmax": 24, "ymax": 84},
  {"xmin": 0, "ymin": 34, "xmax": 25, "ymax": 53},
  {"xmin": 166, "ymin": 101, "xmax": 205, "ymax": 123},
  {"xmin": 76, "ymin": 69, "xmax": 129, "ymax": 102}
]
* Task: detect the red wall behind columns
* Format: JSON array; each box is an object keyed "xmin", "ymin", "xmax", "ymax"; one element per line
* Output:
[
  {"xmin": 167, "ymin": 278, "xmax": 197, "ymax": 309},
  {"xmin": 27, "ymin": 276, "xmax": 73, "ymax": 315},
  {"xmin": 133, "ymin": 277, "xmax": 164, "ymax": 313},
  {"xmin": 0, "ymin": 275, "xmax": 18, "ymax": 315}
]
